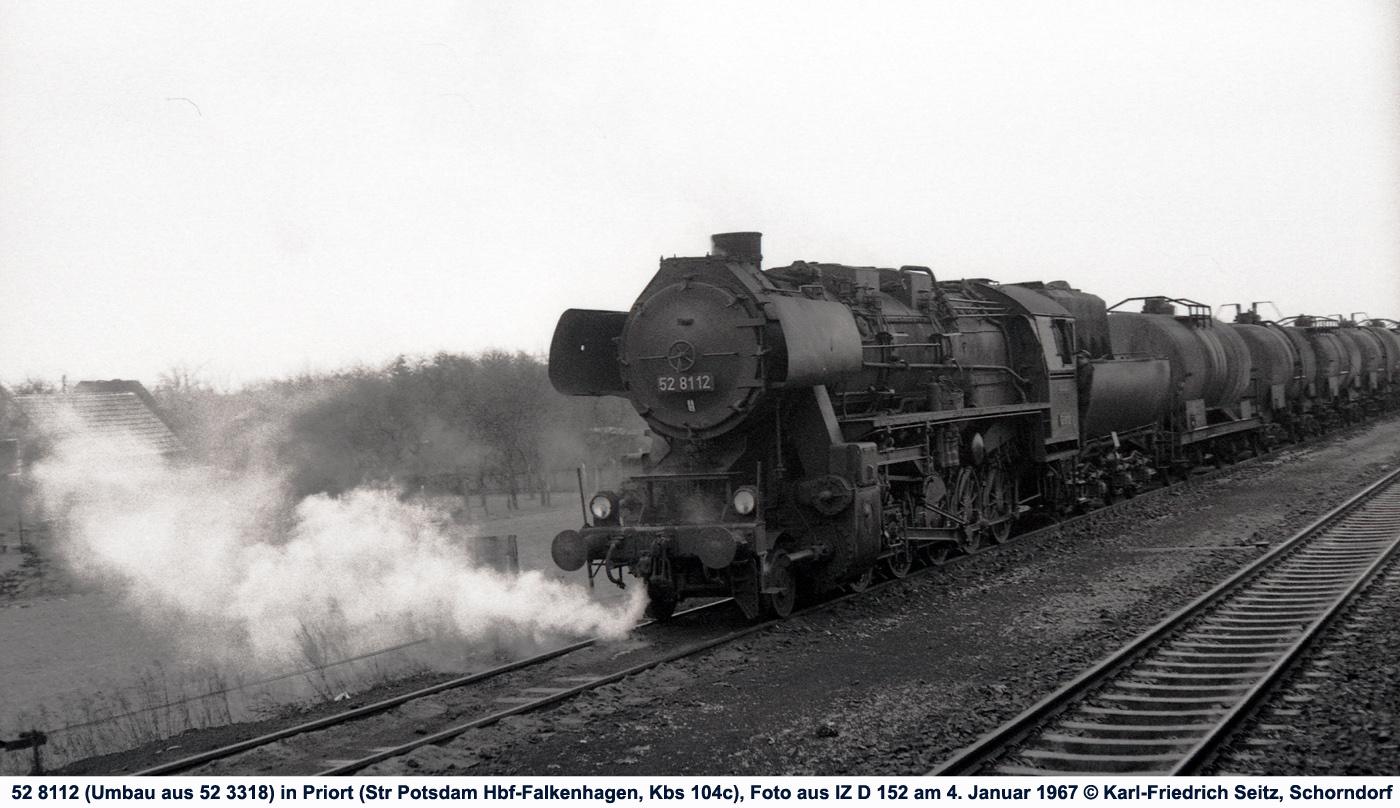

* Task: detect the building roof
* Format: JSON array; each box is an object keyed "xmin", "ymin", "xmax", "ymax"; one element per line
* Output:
[{"xmin": 14, "ymin": 391, "xmax": 185, "ymax": 457}]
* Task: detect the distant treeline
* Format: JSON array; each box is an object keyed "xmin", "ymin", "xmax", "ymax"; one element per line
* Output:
[{"xmin": 148, "ymin": 352, "xmax": 643, "ymax": 509}]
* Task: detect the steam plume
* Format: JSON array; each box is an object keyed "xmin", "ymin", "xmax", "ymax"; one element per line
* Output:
[{"xmin": 29, "ymin": 422, "xmax": 644, "ymax": 668}]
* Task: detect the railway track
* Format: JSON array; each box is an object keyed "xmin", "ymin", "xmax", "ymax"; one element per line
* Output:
[
  {"xmin": 130, "ymin": 600, "xmax": 737, "ymax": 776},
  {"xmin": 124, "ymin": 447, "xmax": 1273, "ymax": 776},
  {"xmin": 1211, "ymin": 543, "xmax": 1400, "ymax": 773},
  {"xmin": 120, "ymin": 438, "xmax": 1333, "ymax": 776},
  {"xmin": 929, "ymin": 464, "xmax": 1400, "ymax": 776},
  {"xmin": 139, "ymin": 565, "xmax": 929, "ymax": 776}
]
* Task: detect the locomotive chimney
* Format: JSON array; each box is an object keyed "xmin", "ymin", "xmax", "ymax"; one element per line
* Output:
[{"xmin": 711, "ymin": 232, "xmax": 763, "ymax": 268}]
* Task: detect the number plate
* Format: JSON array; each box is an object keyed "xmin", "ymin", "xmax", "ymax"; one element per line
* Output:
[{"xmin": 656, "ymin": 374, "xmax": 715, "ymax": 393}]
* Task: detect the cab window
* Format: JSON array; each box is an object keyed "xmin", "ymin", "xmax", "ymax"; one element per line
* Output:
[{"xmin": 1050, "ymin": 319, "xmax": 1075, "ymax": 366}]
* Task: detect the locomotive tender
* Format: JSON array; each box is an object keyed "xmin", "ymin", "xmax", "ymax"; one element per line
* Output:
[{"xmin": 549, "ymin": 232, "xmax": 1400, "ymax": 619}]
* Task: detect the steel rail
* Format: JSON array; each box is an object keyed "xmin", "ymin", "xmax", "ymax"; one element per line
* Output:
[
  {"xmin": 131, "ymin": 599, "xmax": 730, "ymax": 776},
  {"xmin": 128, "ymin": 424, "xmax": 1364, "ymax": 777},
  {"xmin": 929, "ymin": 464, "xmax": 1400, "ymax": 776},
  {"xmin": 315, "ymin": 452, "xmax": 1293, "ymax": 776},
  {"xmin": 1171, "ymin": 517, "xmax": 1400, "ymax": 774},
  {"xmin": 317, "ymin": 614, "xmax": 788, "ymax": 775}
]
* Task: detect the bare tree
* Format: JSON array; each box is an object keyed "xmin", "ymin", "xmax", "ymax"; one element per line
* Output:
[{"xmin": 11, "ymin": 377, "xmax": 57, "ymax": 395}]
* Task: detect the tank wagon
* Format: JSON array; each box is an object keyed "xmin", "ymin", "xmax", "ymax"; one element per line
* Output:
[
  {"xmin": 548, "ymin": 233, "xmax": 1396, "ymax": 618},
  {"xmin": 1260, "ymin": 314, "xmax": 1400, "ymax": 427}
]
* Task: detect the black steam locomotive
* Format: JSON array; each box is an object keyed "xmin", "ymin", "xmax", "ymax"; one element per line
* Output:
[{"xmin": 549, "ymin": 233, "xmax": 1400, "ymax": 619}]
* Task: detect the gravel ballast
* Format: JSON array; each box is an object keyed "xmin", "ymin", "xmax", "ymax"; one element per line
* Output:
[{"xmin": 355, "ymin": 419, "xmax": 1400, "ymax": 776}]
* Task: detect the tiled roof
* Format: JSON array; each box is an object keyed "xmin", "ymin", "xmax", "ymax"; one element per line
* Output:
[{"xmin": 14, "ymin": 392, "xmax": 185, "ymax": 457}]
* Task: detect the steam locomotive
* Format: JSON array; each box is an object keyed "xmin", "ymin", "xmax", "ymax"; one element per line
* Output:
[{"xmin": 549, "ymin": 232, "xmax": 1400, "ymax": 619}]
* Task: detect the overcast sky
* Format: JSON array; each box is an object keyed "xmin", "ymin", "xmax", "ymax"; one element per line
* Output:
[{"xmin": 2, "ymin": 1, "xmax": 1397, "ymax": 388}]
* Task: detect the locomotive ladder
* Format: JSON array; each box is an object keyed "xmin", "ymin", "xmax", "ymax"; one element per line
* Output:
[{"xmin": 929, "ymin": 465, "xmax": 1400, "ymax": 775}]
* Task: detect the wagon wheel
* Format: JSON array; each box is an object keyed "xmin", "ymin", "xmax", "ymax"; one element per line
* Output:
[
  {"xmin": 918, "ymin": 542, "xmax": 954, "ymax": 566},
  {"xmin": 979, "ymin": 465, "xmax": 1016, "ymax": 544},
  {"xmin": 763, "ymin": 553, "xmax": 796, "ymax": 618},
  {"xmin": 952, "ymin": 468, "xmax": 985, "ymax": 553},
  {"xmin": 915, "ymin": 475, "xmax": 955, "ymax": 564},
  {"xmin": 846, "ymin": 567, "xmax": 875, "ymax": 593},
  {"xmin": 897, "ymin": 488, "xmax": 935, "ymax": 568},
  {"xmin": 882, "ymin": 535, "xmax": 914, "ymax": 579}
]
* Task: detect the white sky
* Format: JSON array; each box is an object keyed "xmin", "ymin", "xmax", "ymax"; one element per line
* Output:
[{"xmin": 3, "ymin": 1, "xmax": 1397, "ymax": 388}]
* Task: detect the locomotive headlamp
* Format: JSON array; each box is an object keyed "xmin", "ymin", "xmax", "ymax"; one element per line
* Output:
[
  {"xmin": 732, "ymin": 487, "xmax": 758, "ymax": 516},
  {"xmin": 589, "ymin": 492, "xmax": 616, "ymax": 522}
]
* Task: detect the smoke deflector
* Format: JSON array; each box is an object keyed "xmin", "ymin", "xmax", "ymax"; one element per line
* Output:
[{"xmin": 549, "ymin": 309, "xmax": 628, "ymax": 396}]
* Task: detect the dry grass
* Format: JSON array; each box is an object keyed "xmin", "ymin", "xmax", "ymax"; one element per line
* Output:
[{"xmin": 0, "ymin": 636, "xmax": 440, "ymax": 774}]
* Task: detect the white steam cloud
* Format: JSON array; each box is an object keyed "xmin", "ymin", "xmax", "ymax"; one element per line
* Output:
[{"xmin": 30, "ymin": 424, "xmax": 645, "ymax": 668}]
